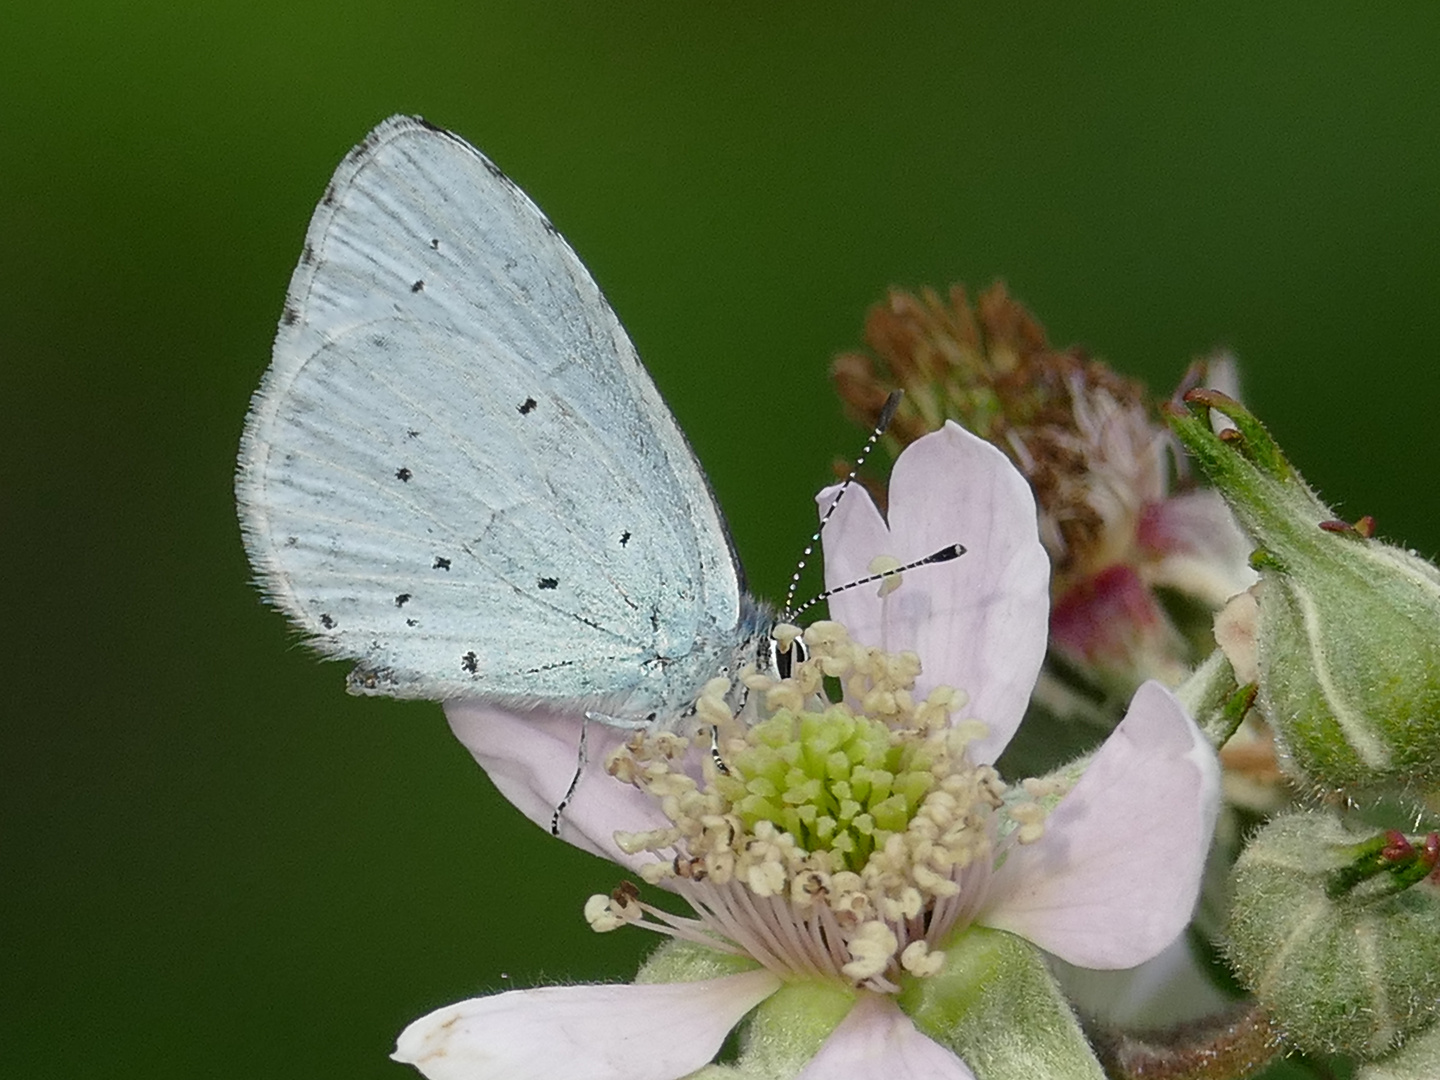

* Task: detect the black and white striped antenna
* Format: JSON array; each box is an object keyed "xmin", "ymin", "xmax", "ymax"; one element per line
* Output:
[
  {"xmin": 782, "ymin": 390, "xmax": 904, "ymax": 621},
  {"xmin": 786, "ymin": 542, "xmax": 967, "ymax": 622}
]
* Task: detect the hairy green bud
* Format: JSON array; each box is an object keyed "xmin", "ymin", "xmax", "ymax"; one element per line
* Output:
[
  {"xmin": 1223, "ymin": 810, "xmax": 1440, "ymax": 1059},
  {"xmin": 1358, "ymin": 1017, "xmax": 1440, "ymax": 1080},
  {"xmin": 1167, "ymin": 390, "xmax": 1440, "ymax": 797}
]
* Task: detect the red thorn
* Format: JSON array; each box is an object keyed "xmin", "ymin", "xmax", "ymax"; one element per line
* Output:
[
  {"xmin": 1319, "ymin": 517, "xmax": 1376, "ymax": 538},
  {"xmin": 1382, "ymin": 830, "xmax": 1413, "ymax": 861},
  {"xmin": 1183, "ymin": 386, "xmax": 1243, "ymax": 410}
]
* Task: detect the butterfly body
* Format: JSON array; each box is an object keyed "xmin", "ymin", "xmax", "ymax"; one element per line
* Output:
[{"xmin": 237, "ymin": 116, "xmax": 772, "ymax": 728}]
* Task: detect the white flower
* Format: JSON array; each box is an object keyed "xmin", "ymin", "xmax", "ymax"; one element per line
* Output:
[{"xmin": 403, "ymin": 421, "xmax": 1221, "ymax": 1080}]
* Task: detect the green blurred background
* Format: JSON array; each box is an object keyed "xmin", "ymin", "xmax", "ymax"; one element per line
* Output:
[{"xmin": 4, "ymin": 5, "xmax": 1437, "ymax": 1078}]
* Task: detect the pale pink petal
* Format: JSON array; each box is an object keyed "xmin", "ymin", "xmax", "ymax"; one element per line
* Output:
[
  {"xmin": 1052, "ymin": 932, "xmax": 1235, "ymax": 1029},
  {"xmin": 1139, "ymin": 488, "xmax": 1257, "ymax": 607},
  {"xmin": 1049, "ymin": 563, "xmax": 1179, "ymax": 676},
  {"xmin": 820, "ymin": 422, "xmax": 1049, "ymax": 762},
  {"xmin": 394, "ymin": 969, "xmax": 782, "ymax": 1080},
  {"xmin": 815, "ymin": 478, "xmax": 892, "ymax": 621},
  {"xmin": 978, "ymin": 681, "xmax": 1220, "ymax": 968},
  {"xmin": 444, "ymin": 701, "xmax": 669, "ymax": 872},
  {"xmin": 796, "ymin": 993, "xmax": 975, "ymax": 1080}
]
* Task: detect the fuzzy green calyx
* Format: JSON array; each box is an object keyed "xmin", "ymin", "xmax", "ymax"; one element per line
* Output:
[
  {"xmin": 1358, "ymin": 1017, "xmax": 1440, "ymax": 1080},
  {"xmin": 716, "ymin": 706, "xmax": 937, "ymax": 873},
  {"xmin": 900, "ymin": 926, "xmax": 1106, "ymax": 1080},
  {"xmin": 1168, "ymin": 390, "xmax": 1440, "ymax": 797},
  {"xmin": 1224, "ymin": 810, "xmax": 1440, "ymax": 1060}
]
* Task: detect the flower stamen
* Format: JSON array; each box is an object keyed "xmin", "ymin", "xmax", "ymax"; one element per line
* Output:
[{"xmin": 588, "ymin": 621, "xmax": 1050, "ymax": 993}]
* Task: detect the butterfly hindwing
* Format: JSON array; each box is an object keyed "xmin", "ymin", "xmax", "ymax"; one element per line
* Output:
[{"xmin": 237, "ymin": 116, "xmax": 755, "ymax": 713}]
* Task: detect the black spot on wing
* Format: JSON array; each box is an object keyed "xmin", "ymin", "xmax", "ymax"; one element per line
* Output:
[
  {"xmin": 541, "ymin": 218, "xmax": 559, "ymax": 237},
  {"xmin": 518, "ymin": 397, "xmax": 537, "ymax": 415},
  {"xmin": 395, "ymin": 593, "xmax": 411, "ymax": 608},
  {"xmin": 619, "ymin": 530, "xmax": 631, "ymax": 547},
  {"xmin": 322, "ymin": 184, "xmax": 336, "ymax": 207},
  {"xmin": 320, "ymin": 613, "xmax": 336, "ymax": 629},
  {"xmin": 395, "ymin": 467, "xmax": 412, "ymax": 482},
  {"xmin": 410, "ymin": 280, "xmax": 424, "ymax": 293},
  {"xmin": 301, "ymin": 243, "xmax": 314, "ymax": 265},
  {"xmin": 430, "ymin": 238, "xmax": 440, "ymax": 251},
  {"xmin": 281, "ymin": 306, "xmax": 299, "ymax": 326},
  {"xmin": 406, "ymin": 428, "xmax": 420, "ymax": 439},
  {"xmin": 538, "ymin": 577, "xmax": 559, "ymax": 590},
  {"xmin": 461, "ymin": 651, "xmax": 478, "ymax": 673},
  {"xmin": 405, "ymin": 618, "xmax": 418, "ymax": 627},
  {"xmin": 433, "ymin": 556, "xmax": 451, "ymax": 571}
]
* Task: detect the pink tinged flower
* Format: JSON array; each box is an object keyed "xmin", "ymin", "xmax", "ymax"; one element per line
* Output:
[
  {"xmin": 1048, "ymin": 563, "xmax": 1184, "ymax": 685},
  {"xmin": 418, "ymin": 421, "xmax": 1220, "ymax": 1080},
  {"xmin": 1136, "ymin": 489, "xmax": 1257, "ymax": 611}
]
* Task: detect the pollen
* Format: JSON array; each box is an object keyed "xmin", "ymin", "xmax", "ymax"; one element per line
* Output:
[{"xmin": 593, "ymin": 621, "xmax": 1049, "ymax": 993}]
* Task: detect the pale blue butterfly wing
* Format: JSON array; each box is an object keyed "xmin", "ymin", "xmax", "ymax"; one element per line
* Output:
[{"xmin": 237, "ymin": 115, "xmax": 770, "ymax": 723}]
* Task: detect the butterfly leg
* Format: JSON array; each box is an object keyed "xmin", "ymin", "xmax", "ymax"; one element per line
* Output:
[
  {"xmin": 549, "ymin": 709, "xmax": 654, "ymax": 836},
  {"xmin": 708, "ymin": 725, "xmax": 731, "ymax": 775},
  {"xmin": 550, "ymin": 716, "xmax": 592, "ymax": 837}
]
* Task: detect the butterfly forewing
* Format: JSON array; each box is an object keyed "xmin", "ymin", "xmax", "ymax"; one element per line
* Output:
[{"xmin": 237, "ymin": 116, "xmax": 755, "ymax": 715}]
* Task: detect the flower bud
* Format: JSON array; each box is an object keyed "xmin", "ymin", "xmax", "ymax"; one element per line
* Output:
[
  {"xmin": 1168, "ymin": 390, "xmax": 1440, "ymax": 797},
  {"xmin": 1223, "ymin": 810, "xmax": 1440, "ymax": 1060},
  {"xmin": 1359, "ymin": 1016, "xmax": 1440, "ymax": 1080}
]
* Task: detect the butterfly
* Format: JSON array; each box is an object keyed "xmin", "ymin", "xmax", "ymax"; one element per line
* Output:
[{"xmin": 236, "ymin": 115, "xmax": 777, "ymax": 731}]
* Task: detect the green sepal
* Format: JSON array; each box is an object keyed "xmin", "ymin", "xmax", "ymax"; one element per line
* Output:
[
  {"xmin": 1163, "ymin": 391, "xmax": 1327, "ymax": 553},
  {"xmin": 1357, "ymin": 1016, "xmax": 1440, "ymax": 1080},
  {"xmin": 639, "ymin": 942, "xmax": 854, "ymax": 1080},
  {"xmin": 899, "ymin": 925, "xmax": 1105, "ymax": 1080},
  {"xmin": 719, "ymin": 982, "xmax": 857, "ymax": 1079},
  {"xmin": 635, "ymin": 937, "xmax": 765, "ymax": 984},
  {"xmin": 1174, "ymin": 647, "xmax": 1247, "ymax": 750},
  {"xmin": 1166, "ymin": 391, "xmax": 1440, "ymax": 797}
]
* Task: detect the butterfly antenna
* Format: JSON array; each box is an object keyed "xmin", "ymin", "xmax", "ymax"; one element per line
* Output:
[
  {"xmin": 787, "ymin": 543, "xmax": 967, "ymax": 622},
  {"xmin": 783, "ymin": 390, "xmax": 904, "ymax": 620}
]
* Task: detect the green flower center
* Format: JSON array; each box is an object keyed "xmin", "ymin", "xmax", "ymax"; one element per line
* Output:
[
  {"xmin": 595, "ymin": 620, "xmax": 1047, "ymax": 991},
  {"xmin": 718, "ymin": 706, "xmax": 938, "ymax": 873}
]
